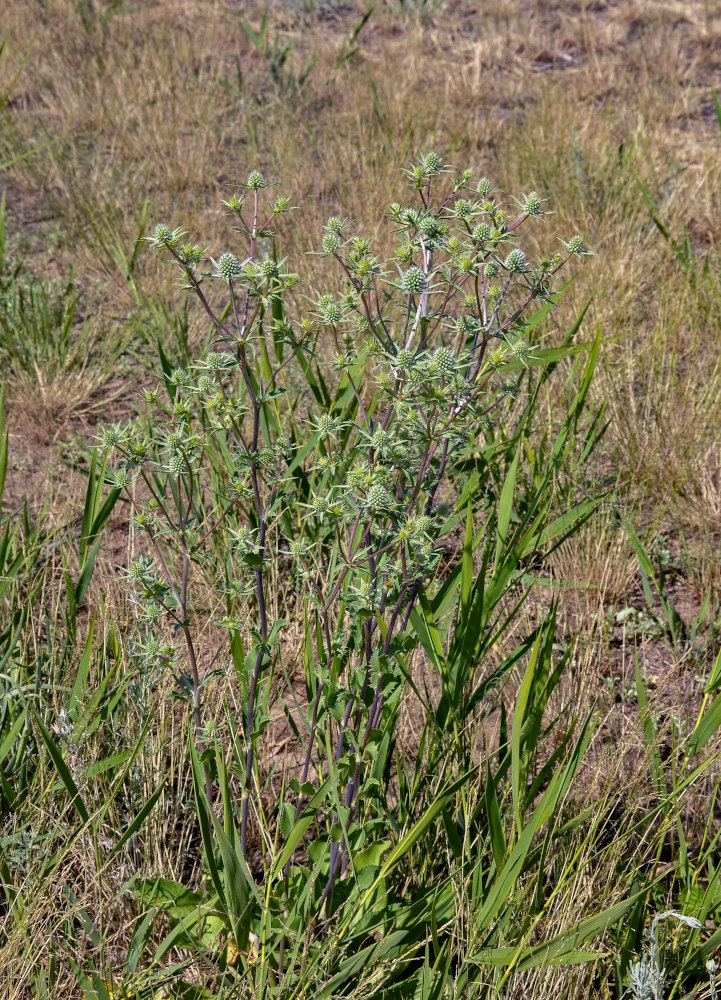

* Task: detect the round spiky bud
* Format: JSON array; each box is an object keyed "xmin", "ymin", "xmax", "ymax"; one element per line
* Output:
[
  {"xmin": 128, "ymin": 559, "xmax": 146, "ymax": 581},
  {"xmin": 455, "ymin": 315, "xmax": 474, "ymax": 336},
  {"xmin": 153, "ymin": 223, "xmax": 171, "ymax": 243},
  {"xmin": 260, "ymin": 258, "xmax": 278, "ymax": 280},
  {"xmin": 170, "ymin": 367, "xmax": 190, "ymax": 386},
  {"xmin": 317, "ymin": 414, "xmax": 335, "ymax": 437},
  {"xmin": 311, "ymin": 493, "xmax": 328, "ymax": 517},
  {"xmin": 168, "ymin": 454, "xmax": 185, "ymax": 477},
  {"xmin": 511, "ymin": 338, "xmax": 530, "ymax": 361},
  {"xmin": 367, "ymin": 483, "xmax": 390, "ymax": 509},
  {"xmin": 322, "ymin": 302, "xmax": 341, "ymax": 325},
  {"xmin": 100, "ymin": 425, "xmax": 123, "ymax": 449},
  {"xmin": 567, "ymin": 234, "xmax": 584, "ymax": 255},
  {"xmin": 454, "ymin": 198, "xmax": 473, "ymax": 219},
  {"xmin": 396, "ymin": 348, "xmax": 414, "ymax": 369},
  {"xmin": 476, "ymin": 177, "xmax": 492, "ymax": 196},
  {"xmin": 484, "ymin": 261, "xmax": 499, "ymax": 278},
  {"xmin": 471, "ymin": 222, "xmax": 491, "ymax": 243},
  {"xmin": 166, "ymin": 431, "xmax": 182, "ymax": 451},
  {"xmin": 217, "ymin": 252, "xmax": 241, "ymax": 283},
  {"xmin": 197, "ymin": 375, "xmax": 215, "ymax": 393},
  {"xmin": 418, "ymin": 216, "xmax": 439, "ymax": 238},
  {"xmin": 322, "ymin": 233, "xmax": 341, "ymax": 255},
  {"xmin": 114, "ymin": 469, "xmax": 131, "ymax": 489},
  {"xmin": 246, "ymin": 170, "xmax": 265, "ymax": 189},
  {"xmin": 371, "ymin": 428, "xmax": 388, "ymax": 449},
  {"xmin": 422, "ymin": 152, "xmax": 442, "ymax": 174},
  {"xmin": 522, "ymin": 191, "xmax": 542, "ymax": 215},
  {"xmin": 504, "ymin": 249, "xmax": 527, "ymax": 273},
  {"xmin": 434, "ymin": 345, "xmax": 455, "ymax": 376},
  {"xmin": 401, "ymin": 265, "xmax": 426, "ymax": 295},
  {"xmin": 326, "ymin": 216, "xmax": 344, "ymax": 235},
  {"xmin": 289, "ymin": 538, "xmax": 306, "ymax": 559},
  {"xmin": 205, "ymin": 352, "xmax": 229, "ymax": 371}
]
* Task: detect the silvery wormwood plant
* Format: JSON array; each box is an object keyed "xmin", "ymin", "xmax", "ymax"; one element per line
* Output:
[{"xmin": 100, "ymin": 153, "xmax": 589, "ymax": 900}]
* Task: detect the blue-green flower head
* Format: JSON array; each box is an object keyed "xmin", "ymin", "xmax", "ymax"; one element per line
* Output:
[
  {"xmin": 246, "ymin": 169, "xmax": 265, "ymax": 189},
  {"xmin": 504, "ymin": 249, "xmax": 527, "ymax": 273},
  {"xmin": 325, "ymin": 216, "xmax": 344, "ymax": 235},
  {"xmin": 168, "ymin": 454, "xmax": 186, "ymax": 477},
  {"xmin": 401, "ymin": 265, "xmax": 426, "ymax": 295},
  {"xmin": 217, "ymin": 252, "xmax": 242, "ymax": 283},
  {"xmin": 153, "ymin": 223, "xmax": 171, "ymax": 243},
  {"xmin": 260, "ymin": 258, "xmax": 279, "ymax": 279},
  {"xmin": 522, "ymin": 191, "xmax": 542, "ymax": 215},
  {"xmin": 322, "ymin": 301, "xmax": 341, "ymax": 325},
  {"xmin": 322, "ymin": 233, "xmax": 341, "ymax": 255},
  {"xmin": 396, "ymin": 348, "xmax": 414, "ymax": 369},
  {"xmin": 434, "ymin": 346, "xmax": 455, "ymax": 376},
  {"xmin": 422, "ymin": 152, "xmax": 442, "ymax": 174}
]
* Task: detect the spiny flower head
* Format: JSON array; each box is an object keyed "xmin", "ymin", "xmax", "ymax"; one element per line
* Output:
[
  {"xmin": 504, "ymin": 249, "xmax": 527, "ymax": 273},
  {"xmin": 216, "ymin": 252, "xmax": 242, "ymax": 283},
  {"xmin": 316, "ymin": 414, "xmax": 337, "ymax": 437},
  {"xmin": 322, "ymin": 233, "xmax": 341, "ymax": 255},
  {"xmin": 422, "ymin": 151, "xmax": 442, "ymax": 174},
  {"xmin": 395, "ymin": 348, "xmax": 415, "ymax": 369},
  {"xmin": 472, "ymin": 222, "xmax": 491, "ymax": 243},
  {"xmin": 566, "ymin": 234, "xmax": 585, "ymax": 255},
  {"xmin": 454, "ymin": 198, "xmax": 473, "ymax": 219},
  {"xmin": 366, "ymin": 483, "xmax": 391, "ymax": 510},
  {"xmin": 204, "ymin": 351, "xmax": 231, "ymax": 371},
  {"xmin": 246, "ymin": 169, "xmax": 265, "ymax": 189},
  {"xmin": 322, "ymin": 301, "xmax": 341, "ymax": 325},
  {"xmin": 434, "ymin": 345, "xmax": 456, "ymax": 376},
  {"xmin": 401, "ymin": 265, "xmax": 426, "ymax": 295},
  {"xmin": 522, "ymin": 191, "xmax": 542, "ymax": 215},
  {"xmin": 169, "ymin": 367, "xmax": 190, "ymax": 386},
  {"xmin": 99, "ymin": 425, "xmax": 124, "ymax": 450},
  {"xmin": 476, "ymin": 177, "xmax": 492, "ymax": 196},
  {"xmin": 168, "ymin": 453, "xmax": 186, "ymax": 477},
  {"xmin": 259, "ymin": 258, "xmax": 279, "ymax": 279}
]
